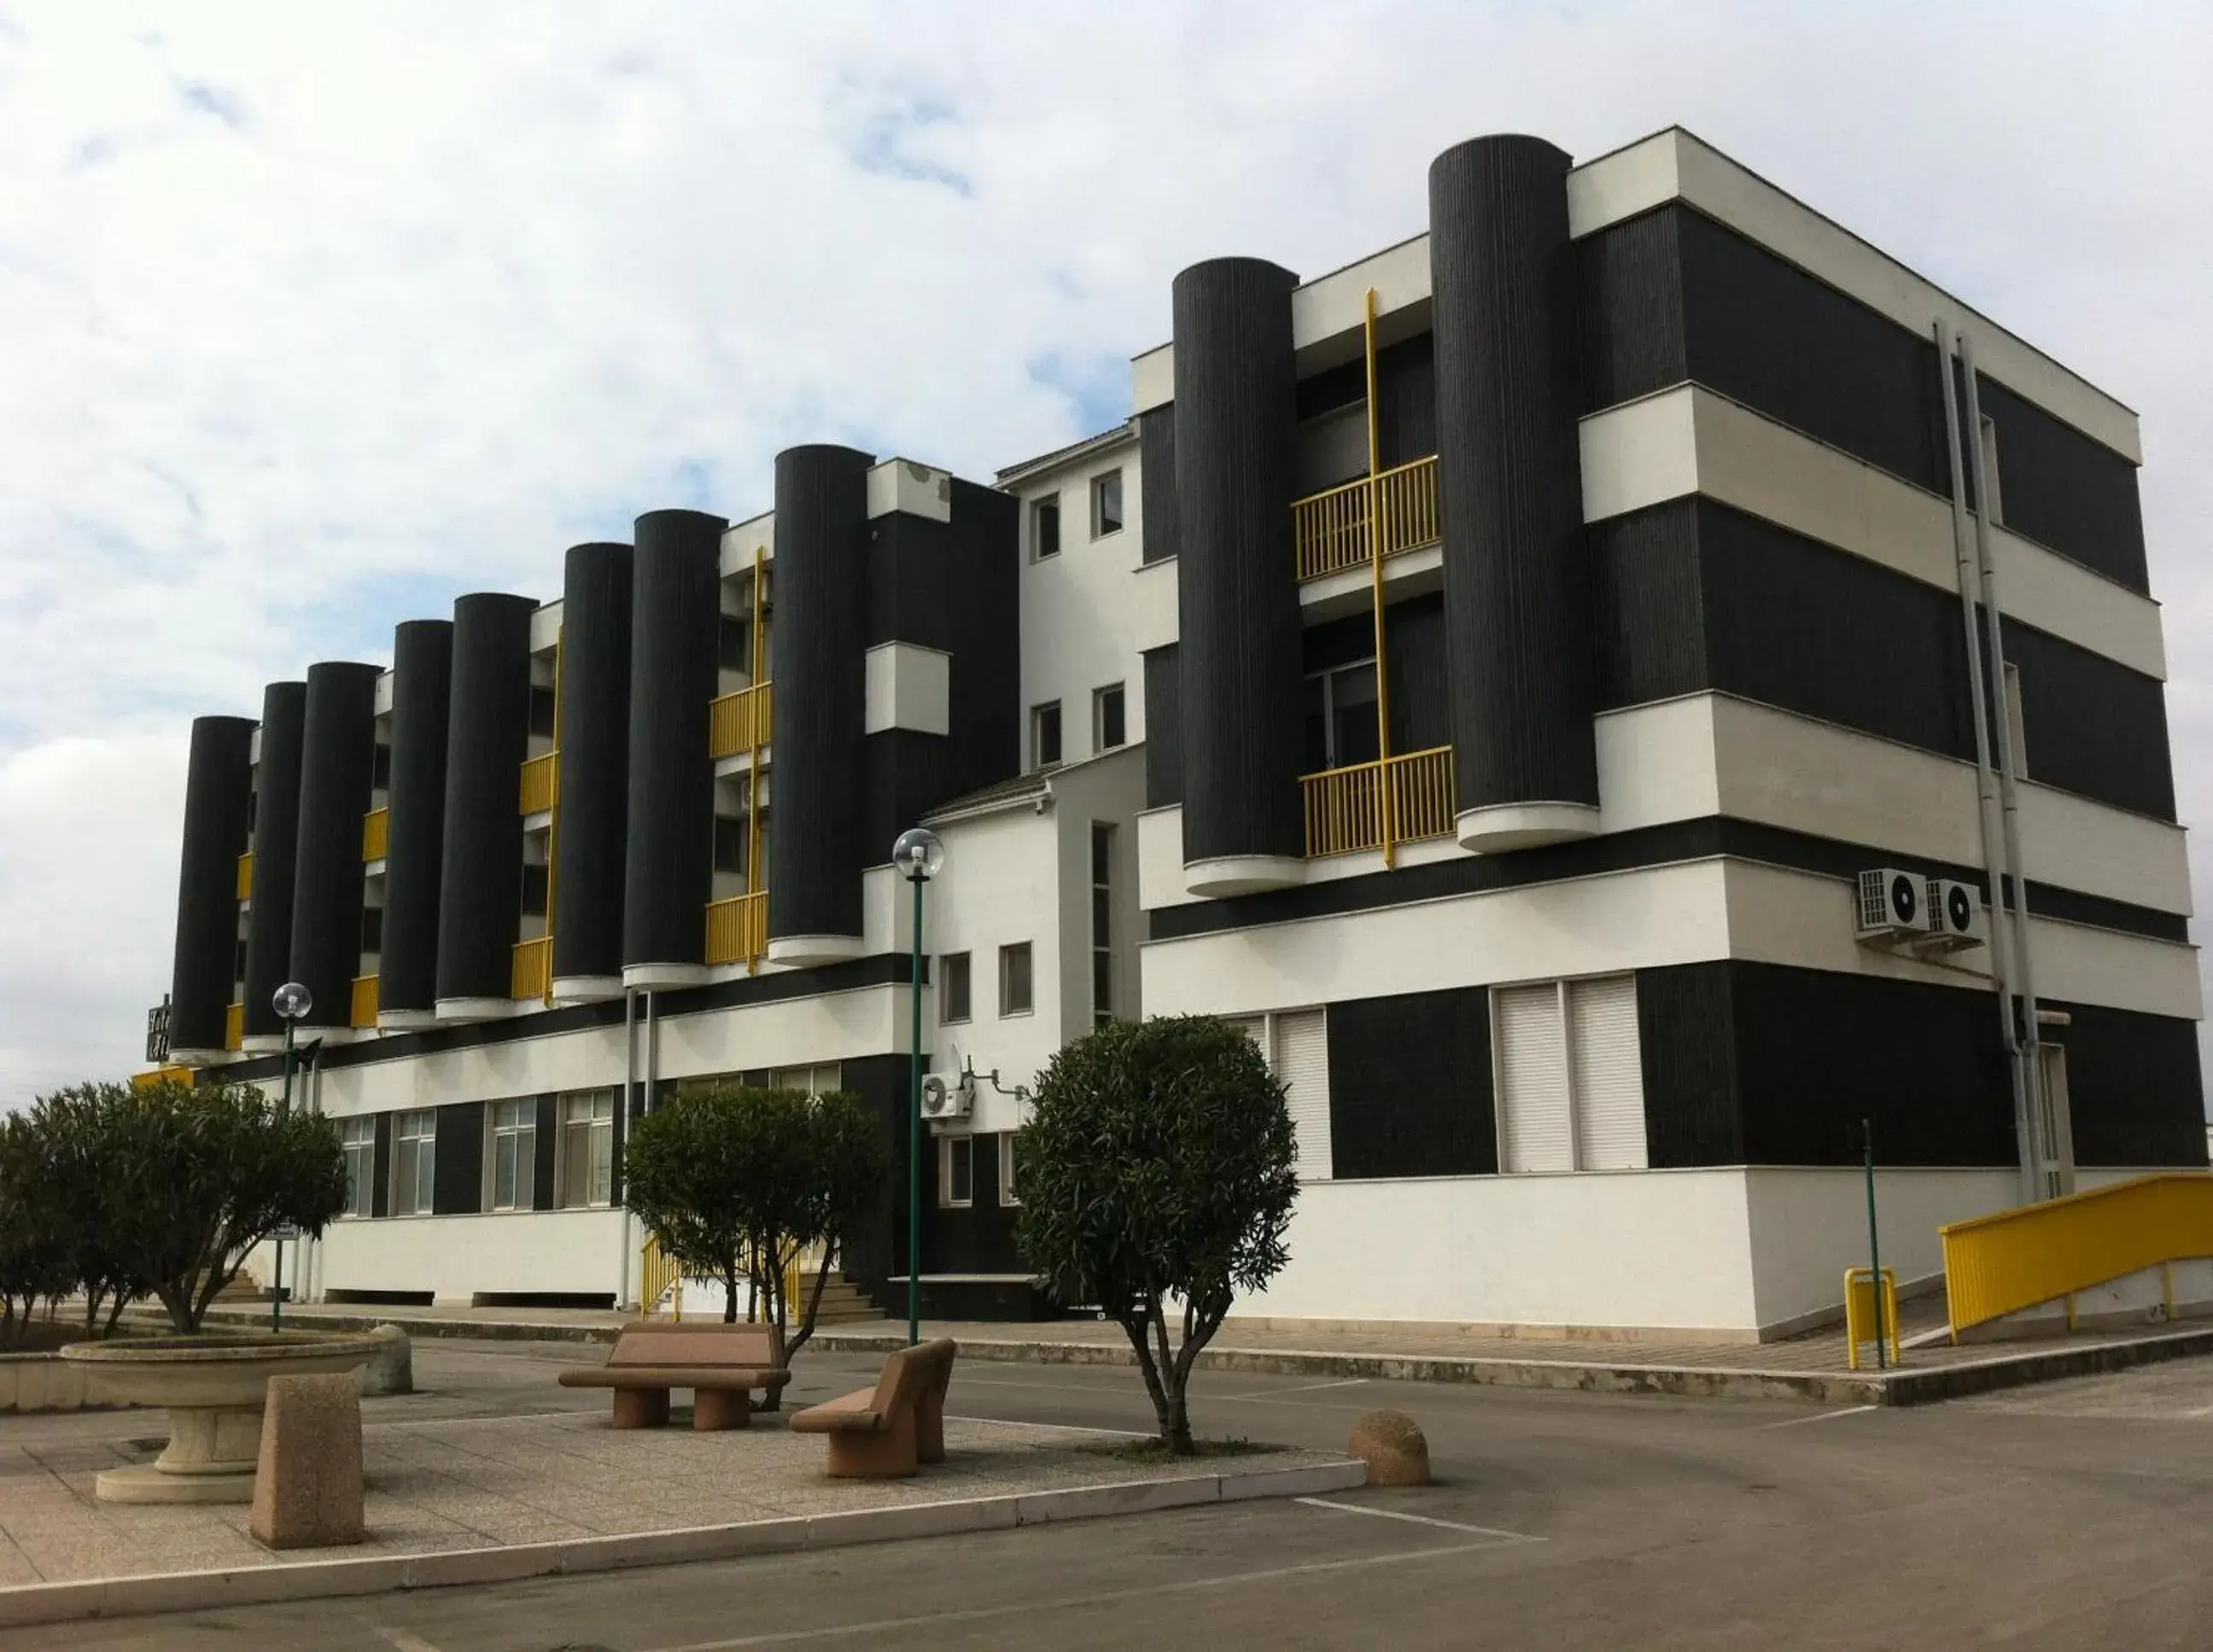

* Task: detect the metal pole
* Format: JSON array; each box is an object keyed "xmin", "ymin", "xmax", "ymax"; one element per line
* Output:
[
  {"xmin": 1864, "ymin": 1118, "xmax": 1884, "ymax": 1371},
  {"xmin": 907, "ymin": 872, "xmax": 925, "ymax": 1347},
  {"xmin": 275, "ymin": 1019, "xmax": 295, "ymax": 1334}
]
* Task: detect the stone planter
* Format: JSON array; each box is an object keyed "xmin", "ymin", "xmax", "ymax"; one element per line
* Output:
[{"xmin": 60, "ymin": 1332, "xmax": 385, "ymax": 1504}]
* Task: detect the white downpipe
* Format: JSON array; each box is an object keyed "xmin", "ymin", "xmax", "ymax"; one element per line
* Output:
[{"xmin": 616, "ymin": 986, "xmax": 638, "ymax": 1310}]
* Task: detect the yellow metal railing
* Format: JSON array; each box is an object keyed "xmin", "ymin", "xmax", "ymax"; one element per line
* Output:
[
  {"xmin": 1941, "ymin": 1172, "xmax": 2213, "ymax": 1339},
  {"xmin": 361, "ymin": 807, "xmax": 388, "ymax": 862},
  {"xmin": 1291, "ymin": 455, "xmax": 1439, "ymax": 582},
  {"xmin": 224, "ymin": 1001, "xmax": 244, "ymax": 1051},
  {"xmin": 518, "ymin": 751, "xmax": 559, "ymax": 815},
  {"xmin": 642, "ymin": 1233, "xmax": 683, "ymax": 1319},
  {"xmin": 709, "ymin": 680, "xmax": 774, "ymax": 760},
  {"xmin": 351, "ymin": 973, "xmax": 379, "ymax": 1029},
  {"xmin": 705, "ymin": 890, "xmax": 768, "ymax": 969},
  {"xmin": 511, "ymin": 935, "xmax": 552, "ymax": 1001},
  {"xmin": 1300, "ymin": 745, "xmax": 1456, "ymax": 859},
  {"xmin": 236, "ymin": 851, "xmax": 254, "ymax": 902}
]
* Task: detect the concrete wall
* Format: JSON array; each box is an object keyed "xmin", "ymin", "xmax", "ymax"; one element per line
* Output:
[{"xmin": 313, "ymin": 1206, "xmax": 627, "ymax": 1305}]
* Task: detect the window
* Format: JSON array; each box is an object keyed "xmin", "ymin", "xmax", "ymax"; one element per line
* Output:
[
  {"xmin": 1090, "ymin": 824, "xmax": 1114, "ymax": 1030},
  {"xmin": 1031, "ymin": 701, "xmax": 1062, "ymax": 770},
  {"xmin": 520, "ymin": 862, "xmax": 549, "ymax": 919},
  {"xmin": 2002, "ymin": 662, "xmax": 2029, "ymax": 779},
  {"xmin": 1094, "ymin": 683, "xmax": 1126, "ymax": 751},
  {"xmin": 371, "ymin": 743, "xmax": 391, "ymax": 792},
  {"xmin": 999, "ymin": 1132, "xmax": 1021, "ymax": 1206},
  {"xmin": 1032, "ymin": 493, "xmax": 1060, "ymax": 560},
  {"xmin": 1302, "ymin": 659, "xmax": 1380, "ymax": 772},
  {"xmin": 941, "ymin": 952, "xmax": 972, "ymax": 1024},
  {"xmin": 713, "ymin": 814, "xmax": 747, "ymax": 876},
  {"xmin": 1494, "ymin": 977, "xmax": 1647, "ymax": 1174},
  {"xmin": 393, "ymin": 1109, "xmax": 436, "ymax": 1216},
  {"xmin": 1978, "ymin": 414, "xmax": 2005, "ymax": 524},
  {"xmin": 341, "ymin": 1117, "xmax": 374, "ymax": 1217},
  {"xmin": 1091, "ymin": 469, "xmax": 1124, "ymax": 537},
  {"xmin": 528, "ymin": 684, "xmax": 557, "ymax": 738},
  {"xmin": 772, "ymin": 1063, "xmax": 841, "ymax": 1096},
  {"xmin": 939, "ymin": 1135, "xmax": 974, "ymax": 1208},
  {"xmin": 359, "ymin": 905, "xmax": 382, "ymax": 957},
  {"xmin": 999, "ymin": 943, "xmax": 1034, "ymax": 1018},
  {"xmin": 488, "ymin": 1099, "xmax": 536, "ymax": 1211},
  {"xmin": 560, "ymin": 1090, "xmax": 615, "ymax": 1208},
  {"xmin": 718, "ymin": 613, "xmax": 750, "ymax": 674},
  {"xmin": 1217, "ymin": 1013, "xmax": 1330, "ymax": 1180}
]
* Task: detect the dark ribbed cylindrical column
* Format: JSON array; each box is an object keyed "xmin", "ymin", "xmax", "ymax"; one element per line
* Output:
[
  {"xmin": 622, "ymin": 511, "xmax": 726, "ymax": 979},
  {"xmin": 1431, "ymin": 134, "xmax": 1599, "ymax": 850},
  {"xmin": 288, "ymin": 661, "xmax": 382, "ymax": 1032},
  {"xmin": 240, "ymin": 682, "xmax": 307, "ymax": 1042},
  {"xmin": 166, "ymin": 715, "xmax": 255, "ymax": 1058},
  {"xmin": 435, "ymin": 593, "xmax": 538, "ymax": 1011},
  {"xmin": 765, "ymin": 446, "xmax": 872, "ymax": 962},
  {"xmin": 376, "ymin": 619, "xmax": 453, "ymax": 1024},
  {"xmin": 1172, "ymin": 258, "xmax": 1306, "ymax": 896},
  {"xmin": 552, "ymin": 542, "xmax": 634, "ymax": 997}
]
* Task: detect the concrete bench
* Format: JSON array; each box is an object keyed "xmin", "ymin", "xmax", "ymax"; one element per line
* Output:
[
  {"xmin": 790, "ymin": 1338, "xmax": 957, "ymax": 1478},
  {"xmin": 558, "ymin": 1321, "xmax": 790, "ymax": 1430}
]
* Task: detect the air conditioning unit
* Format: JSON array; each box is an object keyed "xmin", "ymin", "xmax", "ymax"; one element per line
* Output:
[
  {"xmin": 1855, "ymin": 868, "xmax": 1925, "ymax": 943},
  {"xmin": 919, "ymin": 1073, "xmax": 972, "ymax": 1122},
  {"xmin": 1918, "ymin": 878, "xmax": 1988, "ymax": 953}
]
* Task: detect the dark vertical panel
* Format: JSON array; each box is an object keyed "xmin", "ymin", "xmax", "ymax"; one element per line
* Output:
[
  {"xmin": 2047, "ymin": 1001, "xmax": 2207, "ymax": 1167},
  {"xmin": 1384, "ymin": 593, "xmax": 1451, "ymax": 754},
  {"xmin": 377, "ymin": 621, "xmax": 453, "ymax": 1016},
  {"xmin": 1587, "ymin": 498, "xmax": 1707, "ymax": 708},
  {"xmin": 241, "ymin": 682, "xmax": 307, "ymax": 1040},
  {"xmin": 552, "ymin": 542, "xmax": 634, "ymax": 981},
  {"xmin": 622, "ymin": 510, "xmax": 725, "ymax": 967},
  {"xmin": 289, "ymin": 662, "xmax": 382, "ymax": 1030},
  {"xmin": 168, "ymin": 715, "xmax": 255, "ymax": 1052},
  {"xmin": 768, "ymin": 448, "xmax": 872, "ymax": 943},
  {"xmin": 1430, "ymin": 135, "xmax": 1598, "ymax": 817},
  {"xmin": 1142, "ymin": 645, "xmax": 1182, "ymax": 809},
  {"xmin": 371, "ymin": 1112, "xmax": 392, "ymax": 1218},
  {"xmin": 1172, "ymin": 255, "xmax": 1306, "ymax": 864},
  {"xmin": 1577, "ymin": 206, "xmax": 1687, "ymax": 412},
  {"xmin": 1375, "ymin": 330, "xmax": 1437, "ymax": 468},
  {"xmin": 1635, "ymin": 965, "xmax": 1743, "ymax": 1166},
  {"xmin": 435, "ymin": 594, "xmax": 538, "ymax": 1001},
  {"xmin": 532, "ymin": 1094, "xmax": 558, "ymax": 1210},
  {"xmin": 1325, "ymin": 987, "xmax": 1494, "ymax": 1177},
  {"xmin": 832, "ymin": 1053, "xmax": 913, "ymax": 1308},
  {"xmin": 2005, "ymin": 622, "xmax": 2175, "ymax": 820},
  {"xmin": 923, "ymin": 1133, "xmax": 1024, "ymax": 1275},
  {"xmin": 1137, "ymin": 405, "xmax": 1179, "ymax": 564},
  {"xmin": 1976, "ymin": 374, "xmax": 2146, "ymax": 589},
  {"xmin": 432, "ymin": 1100, "xmax": 485, "ymax": 1215}
]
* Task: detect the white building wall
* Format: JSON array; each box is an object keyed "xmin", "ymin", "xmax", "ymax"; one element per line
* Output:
[{"xmin": 314, "ymin": 1207, "xmax": 627, "ymax": 1305}]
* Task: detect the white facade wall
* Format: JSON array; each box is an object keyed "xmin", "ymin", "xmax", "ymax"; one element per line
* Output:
[{"xmin": 314, "ymin": 1207, "xmax": 627, "ymax": 1305}]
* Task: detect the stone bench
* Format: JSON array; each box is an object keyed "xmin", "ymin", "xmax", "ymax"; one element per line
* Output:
[
  {"xmin": 790, "ymin": 1338, "xmax": 957, "ymax": 1478},
  {"xmin": 558, "ymin": 1321, "xmax": 790, "ymax": 1430}
]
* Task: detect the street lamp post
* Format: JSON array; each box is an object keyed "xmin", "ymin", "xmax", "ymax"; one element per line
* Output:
[
  {"xmin": 271, "ymin": 981, "xmax": 313, "ymax": 1333},
  {"xmin": 890, "ymin": 827, "xmax": 945, "ymax": 1348}
]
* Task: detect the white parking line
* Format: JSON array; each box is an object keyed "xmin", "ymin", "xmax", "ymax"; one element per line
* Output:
[
  {"xmin": 376, "ymin": 1629, "xmax": 445, "ymax": 1652},
  {"xmin": 1294, "ymin": 1496, "xmax": 1542, "ymax": 1542},
  {"xmin": 1220, "ymin": 1377, "xmax": 1371, "ymax": 1401},
  {"xmin": 1757, "ymin": 1404, "xmax": 1881, "ymax": 1430}
]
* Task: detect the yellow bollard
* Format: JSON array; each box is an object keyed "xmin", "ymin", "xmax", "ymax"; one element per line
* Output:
[{"xmin": 1843, "ymin": 1267, "xmax": 1903, "ymax": 1370}]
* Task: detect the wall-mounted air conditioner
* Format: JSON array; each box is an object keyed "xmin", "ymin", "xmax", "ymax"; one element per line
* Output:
[
  {"xmin": 1855, "ymin": 868, "xmax": 1924, "ymax": 944},
  {"xmin": 919, "ymin": 1073, "xmax": 973, "ymax": 1122},
  {"xmin": 1917, "ymin": 878, "xmax": 1988, "ymax": 953}
]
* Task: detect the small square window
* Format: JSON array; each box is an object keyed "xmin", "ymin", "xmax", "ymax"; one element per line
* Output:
[
  {"xmin": 1032, "ymin": 494, "xmax": 1061, "ymax": 561},
  {"xmin": 1000, "ymin": 942, "xmax": 1034, "ymax": 1018},
  {"xmin": 1094, "ymin": 683, "xmax": 1126, "ymax": 751},
  {"xmin": 713, "ymin": 815, "xmax": 747, "ymax": 875},
  {"xmin": 1031, "ymin": 702, "xmax": 1062, "ymax": 770},
  {"xmin": 1091, "ymin": 470, "xmax": 1124, "ymax": 538},
  {"xmin": 528, "ymin": 684, "xmax": 557, "ymax": 738},
  {"xmin": 520, "ymin": 862, "xmax": 549, "ymax": 919},
  {"xmin": 359, "ymin": 905, "xmax": 383, "ymax": 958},
  {"xmin": 939, "ymin": 1135, "xmax": 974, "ymax": 1208},
  {"xmin": 1000, "ymin": 1132, "xmax": 1022, "ymax": 1206},
  {"xmin": 371, "ymin": 744, "xmax": 391, "ymax": 792},
  {"xmin": 941, "ymin": 952, "xmax": 972, "ymax": 1024}
]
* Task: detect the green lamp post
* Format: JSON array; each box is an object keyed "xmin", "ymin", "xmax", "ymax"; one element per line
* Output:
[
  {"xmin": 890, "ymin": 826, "xmax": 945, "ymax": 1347},
  {"xmin": 270, "ymin": 979, "xmax": 314, "ymax": 1331}
]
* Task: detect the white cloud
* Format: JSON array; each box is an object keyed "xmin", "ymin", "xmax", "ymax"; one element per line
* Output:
[{"xmin": 1, "ymin": 1, "xmax": 2209, "ymax": 1102}]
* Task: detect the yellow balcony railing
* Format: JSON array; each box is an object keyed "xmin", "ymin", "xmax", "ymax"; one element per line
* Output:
[
  {"xmin": 1291, "ymin": 454, "xmax": 1440, "ymax": 582},
  {"xmin": 361, "ymin": 807, "xmax": 388, "ymax": 862},
  {"xmin": 642, "ymin": 1232, "xmax": 682, "ymax": 1317},
  {"xmin": 351, "ymin": 973, "xmax": 379, "ymax": 1029},
  {"xmin": 1300, "ymin": 745, "xmax": 1456, "ymax": 859},
  {"xmin": 709, "ymin": 680, "xmax": 774, "ymax": 760},
  {"xmin": 519, "ymin": 752, "xmax": 559, "ymax": 815},
  {"xmin": 1941, "ymin": 1172, "xmax": 2213, "ymax": 1339},
  {"xmin": 705, "ymin": 890, "xmax": 768, "ymax": 969},
  {"xmin": 236, "ymin": 851, "xmax": 254, "ymax": 902},
  {"xmin": 511, "ymin": 935, "xmax": 552, "ymax": 1001},
  {"xmin": 224, "ymin": 1001, "xmax": 244, "ymax": 1051}
]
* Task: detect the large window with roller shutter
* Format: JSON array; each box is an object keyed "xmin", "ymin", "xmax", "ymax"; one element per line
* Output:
[
  {"xmin": 1492, "ymin": 977, "xmax": 1647, "ymax": 1174},
  {"xmin": 1223, "ymin": 1010, "xmax": 1332, "ymax": 1183}
]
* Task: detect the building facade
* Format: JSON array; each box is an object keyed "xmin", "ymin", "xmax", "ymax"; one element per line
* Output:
[{"xmin": 155, "ymin": 127, "xmax": 2204, "ymax": 1338}]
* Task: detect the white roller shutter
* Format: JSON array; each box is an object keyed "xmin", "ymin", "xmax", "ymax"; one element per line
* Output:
[
  {"xmin": 1497, "ymin": 984, "xmax": 1572, "ymax": 1173},
  {"xmin": 1270, "ymin": 1009, "xmax": 1332, "ymax": 1182},
  {"xmin": 1568, "ymin": 976, "xmax": 1648, "ymax": 1171},
  {"xmin": 1223, "ymin": 1015, "xmax": 1265, "ymax": 1048}
]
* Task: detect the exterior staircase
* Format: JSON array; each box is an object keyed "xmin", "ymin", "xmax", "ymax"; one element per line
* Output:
[{"xmin": 792, "ymin": 1270, "xmax": 885, "ymax": 1326}]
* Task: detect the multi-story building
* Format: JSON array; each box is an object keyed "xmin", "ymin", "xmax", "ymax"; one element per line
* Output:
[{"xmin": 152, "ymin": 127, "xmax": 2204, "ymax": 1340}]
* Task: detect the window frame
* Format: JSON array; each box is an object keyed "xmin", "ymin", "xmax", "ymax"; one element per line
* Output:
[
  {"xmin": 1031, "ymin": 701, "xmax": 1063, "ymax": 771},
  {"xmin": 938, "ymin": 1134, "xmax": 975, "ymax": 1209},
  {"xmin": 999, "ymin": 942, "xmax": 1035, "ymax": 1019},
  {"xmin": 1031, "ymin": 493, "xmax": 1061, "ymax": 561},
  {"xmin": 558, "ymin": 1089, "xmax": 616, "ymax": 1210},
  {"xmin": 340, "ymin": 1116, "xmax": 375, "ymax": 1218},
  {"xmin": 1090, "ymin": 822, "xmax": 1114, "ymax": 1030},
  {"xmin": 999, "ymin": 1131, "xmax": 1021, "ymax": 1206},
  {"xmin": 1093, "ymin": 682, "xmax": 1126, "ymax": 752},
  {"xmin": 1303, "ymin": 656, "xmax": 1381, "ymax": 773},
  {"xmin": 940, "ymin": 951, "xmax": 972, "ymax": 1024},
  {"xmin": 1490, "ymin": 973, "xmax": 1648, "ymax": 1176},
  {"xmin": 1090, "ymin": 468, "xmax": 1124, "ymax": 539},
  {"xmin": 486, "ymin": 1097, "xmax": 536, "ymax": 1213},
  {"xmin": 392, "ymin": 1108, "xmax": 437, "ymax": 1217}
]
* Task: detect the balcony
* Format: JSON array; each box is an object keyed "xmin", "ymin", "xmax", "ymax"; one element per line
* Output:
[
  {"xmin": 361, "ymin": 807, "xmax": 388, "ymax": 862},
  {"xmin": 351, "ymin": 974, "xmax": 379, "ymax": 1029},
  {"xmin": 236, "ymin": 851, "xmax": 254, "ymax": 902},
  {"xmin": 224, "ymin": 1001, "xmax": 243, "ymax": 1052},
  {"xmin": 519, "ymin": 752, "xmax": 559, "ymax": 815},
  {"xmin": 705, "ymin": 890, "xmax": 768, "ymax": 969},
  {"xmin": 511, "ymin": 936, "xmax": 551, "ymax": 1001},
  {"xmin": 1291, "ymin": 455, "xmax": 1440, "ymax": 582},
  {"xmin": 709, "ymin": 680, "xmax": 774, "ymax": 760},
  {"xmin": 1300, "ymin": 745, "xmax": 1457, "ymax": 859}
]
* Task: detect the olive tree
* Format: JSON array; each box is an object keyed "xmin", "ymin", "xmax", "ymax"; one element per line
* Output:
[
  {"xmin": 0, "ymin": 1092, "xmax": 147, "ymax": 1340},
  {"xmin": 1016, "ymin": 1016, "xmax": 1299, "ymax": 1454}
]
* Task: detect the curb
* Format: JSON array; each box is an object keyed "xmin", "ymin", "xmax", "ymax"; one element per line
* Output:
[{"xmin": 0, "ymin": 1458, "xmax": 1364, "ymax": 1631}]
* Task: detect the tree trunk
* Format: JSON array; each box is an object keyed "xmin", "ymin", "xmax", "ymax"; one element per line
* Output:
[
  {"xmin": 784, "ymin": 1240, "xmax": 835, "ymax": 1363},
  {"xmin": 722, "ymin": 1260, "xmax": 739, "ymax": 1323}
]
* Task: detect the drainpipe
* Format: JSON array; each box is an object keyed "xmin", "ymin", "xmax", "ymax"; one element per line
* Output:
[{"xmin": 616, "ymin": 984, "xmax": 637, "ymax": 1308}]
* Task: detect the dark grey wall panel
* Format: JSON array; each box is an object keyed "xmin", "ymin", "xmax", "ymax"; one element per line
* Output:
[
  {"xmin": 1386, "ymin": 594, "xmax": 1450, "ymax": 754},
  {"xmin": 552, "ymin": 542, "xmax": 634, "ymax": 981},
  {"xmin": 622, "ymin": 511, "xmax": 725, "ymax": 967},
  {"xmin": 377, "ymin": 620, "xmax": 453, "ymax": 1016},
  {"xmin": 435, "ymin": 593, "xmax": 538, "ymax": 1001},
  {"xmin": 2047, "ymin": 1001, "xmax": 2207, "ymax": 1167},
  {"xmin": 1635, "ymin": 965, "xmax": 1743, "ymax": 1166},
  {"xmin": 1172, "ymin": 255, "xmax": 1306, "ymax": 863},
  {"xmin": 371, "ymin": 1111, "xmax": 392, "ymax": 1219},
  {"xmin": 923, "ymin": 1133, "xmax": 1023, "ymax": 1275},
  {"xmin": 1587, "ymin": 497, "xmax": 1706, "ymax": 707},
  {"xmin": 768, "ymin": 447, "xmax": 872, "ymax": 943},
  {"xmin": 2006, "ymin": 622, "xmax": 2174, "ymax": 820},
  {"xmin": 1325, "ymin": 986, "xmax": 1494, "ymax": 1177},
  {"xmin": 289, "ymin": 661, "xmax": 382, "ymax": 1030},
  {"xmin": 1430, "ymin": 134, "xmax": 1597, "ymax": 815},
  {"xmin": 1137, "ymin": 405, "xmax": 1179, "ymax": 564},
  {"xmin": 1578, "ymin": 207, "xmax": 1688, "ymax": 410},
  {"xmin": 532, "ymin": 1094, "xmax": 558, "ymax": 1211},
  {"xmin": 168, "ymin": 715, "xmax": 256, "ymax": 1051},
  {"xmin": 833, "ymin": 1053, "xmax": 914, "ymax": 1306},
  {"xmin": 1142, "ymin": 645, "xmax": 1182, "ymax": 809},
  {"xmin": 1376, "ymin": 330, "xmax": 1438, "ymax": 469},
  {"xmin": 432, "ymin": 1100, "xmax": 484, "ymax": 1215},
  {"xmin": 1977, "ymin": 374, "xmax": 2147, "ymax": 589},
  {"xmin": 241, "ymin": 682, "xmax": 307, "ymax": 1040}
]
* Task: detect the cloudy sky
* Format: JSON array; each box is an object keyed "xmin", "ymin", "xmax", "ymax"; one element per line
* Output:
[{"xmin": 1, "ymin": 2, "xmax": 2208, "ymax": 1104}]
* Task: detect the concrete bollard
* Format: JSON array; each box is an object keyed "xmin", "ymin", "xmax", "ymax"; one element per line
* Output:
[
  {"xmin": 359, "ymin": 1324, "xmax": 413, "ymax": 1396},
  {"xmin": 1347, "ymin": 1409, "xmax": 1431, "ymax": 1487},
  {"xmin": 250, "ymin": 1373, "xmax": 365, "ymax": 1549}
]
